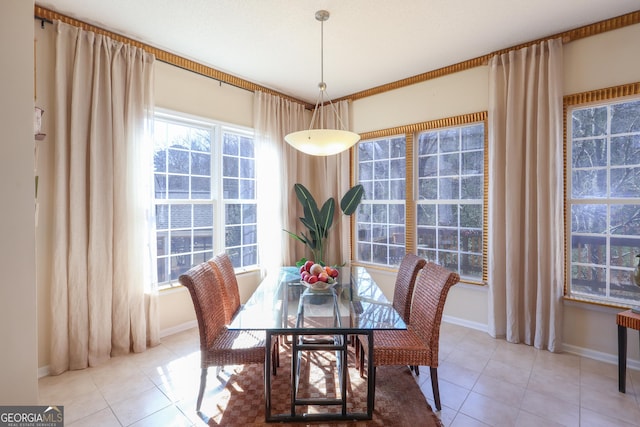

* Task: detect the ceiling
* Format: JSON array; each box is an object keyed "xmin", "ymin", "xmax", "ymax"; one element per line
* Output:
[{"xmin": 36, "ymin": 0, "xmax": 640, "ymax": 104}]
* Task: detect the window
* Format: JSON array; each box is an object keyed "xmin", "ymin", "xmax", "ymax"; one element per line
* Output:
[
  {"xmin": 416, "ymin": 124, "xmax": 485, "ymax": 280},
  {"xmin": 566, "ymin": 95, "xmax": 640, "ymax": 306},
  {"xmin": 153, "ymin": 112, "xmax": 257, "ymax": 286},
  {"xmin": 354, "ymin": 114, "xmax": 487, "ymax": 281},
  {"xmin": 355, "ymin": 136, "xmax": 407, "ymax": 266}
]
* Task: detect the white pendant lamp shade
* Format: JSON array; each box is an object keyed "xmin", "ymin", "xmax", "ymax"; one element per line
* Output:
[
  {"xmin": 285, "ymin": 10, "xmax": 360, "ymax": 156},
  {"xmin": 285, "ymin": 129, "xmax": 360, "ymax": 156}
]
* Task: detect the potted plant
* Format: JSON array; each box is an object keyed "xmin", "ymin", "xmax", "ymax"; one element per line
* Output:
[{"xmin": 284, "ymin": 183, "xmax": 364, "ymax": 265}]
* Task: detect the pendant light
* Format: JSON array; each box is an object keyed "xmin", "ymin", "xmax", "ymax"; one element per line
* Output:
[{"xmin": 284, "ymin": 10, "xmax": 360, "ymax": 156}]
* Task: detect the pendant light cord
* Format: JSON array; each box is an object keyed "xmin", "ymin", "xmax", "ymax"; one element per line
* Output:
[{"xmin": 307, "ymin": 10, "xmax": 349, "ymax": 133}]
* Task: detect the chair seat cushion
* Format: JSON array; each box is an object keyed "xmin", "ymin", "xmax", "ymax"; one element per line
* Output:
[
  {"xmin": 367, "ymin": 329, "xmax": 432, "ymax": 367},
  {"xmin": 203, "ymin": 328, "xmax": 266, "ymax": 367}
]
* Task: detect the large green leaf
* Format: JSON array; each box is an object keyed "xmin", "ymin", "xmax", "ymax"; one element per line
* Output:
[
  {"xmin": 294, "ymin": 183, "xmax": 319, "ymax": 213},
  {"xmin": 283, "ymin": 229, "xmax": 305, "ymax": 243},
  {"xmin": 299, "ymin": 215, "xmax": 315, "ymax": 232},
  {"xmin": 295, "ymin": 183, "xmax": 322, "ymax": 235},
  {"xmin": 319, "ymin": 198, "xmax": 336, "ymax": 238},
  {"xmin": 301, "ymin": 231, "xmax": 317, "ymax": 249},
  {"xmin": 340, "ymin": 184, "xmax": 365, "ymax": 215}
]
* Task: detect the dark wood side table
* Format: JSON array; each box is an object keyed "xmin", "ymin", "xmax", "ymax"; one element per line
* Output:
[{"xmin": 617, "ymin": 310, "xmax": 640, "ymax": 393}]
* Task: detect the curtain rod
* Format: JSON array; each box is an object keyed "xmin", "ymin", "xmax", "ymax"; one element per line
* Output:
[
  {"xmin": 35, "ymin": 15, "xmax": 52, "ymax": 29},
  {"xmin": 33, "ymin": 14, "xmax": 247, "ymax": 93}
]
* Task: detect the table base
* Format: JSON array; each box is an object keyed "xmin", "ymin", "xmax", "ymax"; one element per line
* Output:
[{"xmin": 264, "ymin": 329, "xmax": 374, "ymax": 422}]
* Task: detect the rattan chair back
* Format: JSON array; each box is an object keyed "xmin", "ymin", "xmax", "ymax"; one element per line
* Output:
[
  {"xmin": 409, "ymin": 262, "xmax": 460, "ymax": 366},
  {"xmin": 209, "ymin": 252, "xmax": 241, "ymax": 324},
  {"xmin": 392, "ymin": 253, "xmax": 427, "ymax": 323},
  {"xmin": 179, "ymin": 262, "xmax": 226, "ymax": 351}
]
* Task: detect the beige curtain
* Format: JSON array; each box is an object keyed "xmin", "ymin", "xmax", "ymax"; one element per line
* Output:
[
  {"xmin": 315, "ymin": 100, "xmax": 353, "ymax": 266},
  {"xmin": 254, "ymin": 92, "xmax": 354, "ymax": 268},
  {"xmin": 253, "ymin": 91, "xmax": 306, "ymax": 272},
  {"xmin": 50, "ymin": 21, "xmax": 159, "ymax": 374},
  {"xmin": 487, "ymin": 38, "xmax": 564, "ymax": 352},
  {"xmin": 285, "ymin": 100, "xmax": 353, "ymax": 266}
]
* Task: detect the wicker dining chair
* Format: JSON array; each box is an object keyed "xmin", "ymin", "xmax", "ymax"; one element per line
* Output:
[
  {"xmin": 358, "ymin": 262, "xmax": 460, "ymax": 411},
  {"xmin": 208, "ymin": 252, "xmax": 281, "ymax": 374},
  {"xmin": 355, "ymin": 253, "xmax": 426, "ymax": 366},
  {"xmin": 179, "ymin": 261, "xmax": 266, "ymax": 412}
]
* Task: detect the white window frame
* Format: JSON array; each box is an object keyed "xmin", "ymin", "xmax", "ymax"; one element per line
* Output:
[
  {"xmin": 414, "ymin": 122, "xmax": 485, "ymax": 282},
  {"xmin": 355, "ymin": 135, "xmax": 407, "ymax": 267},
  {"xmin": 153, "ymin": 109, "xmax": 257, "ymax": 288},
  {"xmin": 565, "ymin": 93, "xmax": 640, "ymax": 306}
]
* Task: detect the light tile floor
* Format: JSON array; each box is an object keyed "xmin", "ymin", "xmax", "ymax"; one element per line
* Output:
[{"xmin": 38, "ymin": 323, "xmax": 640, "ymax": 426}]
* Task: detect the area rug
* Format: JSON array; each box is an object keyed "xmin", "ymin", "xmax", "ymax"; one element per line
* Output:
[{"xmin": 199, "ymin": 342, "xmax": 443, "ymax": 426}]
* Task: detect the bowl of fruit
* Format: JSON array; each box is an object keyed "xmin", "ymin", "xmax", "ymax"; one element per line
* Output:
[{"xmin": 299, "ymin": 260, "xmax": 339, "ymax": 291}]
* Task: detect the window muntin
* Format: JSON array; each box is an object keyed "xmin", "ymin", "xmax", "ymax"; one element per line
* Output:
[
  {"xmin": 567, "ymin": 97, "xmax": 640, "ymax": 305},
  {"xmin": 416, "ymin": 123, "xmax": 485, "ymax": 280},
  {"xmin": 222, "ymin": 130, "xmax": 258, "ymax": 269},
  {"xmin": 153, "ymin": 113, "xmax": 257, "ymax": 287},
  {"xmin": 356, "ymin": 136, "xmax": 407, "ymax": 267}
]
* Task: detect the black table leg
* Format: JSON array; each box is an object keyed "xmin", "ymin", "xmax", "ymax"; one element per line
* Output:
[
  {"xmin": 618, "ymin": 324, "xmax": 627, "ymax": 393},
  {"xmin": 367, "ymin": 330, "xmax": 375, "ymax": 419},
  {"xmin": 265, "ymin": 331, "xmax": 273, "ymax": 420}
]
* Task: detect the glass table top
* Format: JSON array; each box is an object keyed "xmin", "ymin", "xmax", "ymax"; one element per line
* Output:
[{"xmin": 227, "ymin": 265, "xmax": 406, "ymax": 331}]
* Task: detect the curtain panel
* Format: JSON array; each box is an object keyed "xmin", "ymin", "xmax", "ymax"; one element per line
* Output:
[
  {"xmin": 254, "ymin": 92, "xmax": 354, "ymax": 269},
  {"xmin": 284, "ymin": 101, "xmax": 353, "ymax": 267},
  {"xmin": 487, "ymin": 38, "xmax": 564, "ymax": 352},
  {"xmin": 253, "ymin": 91, "xmax": 306, "ymax": 273},
  {"xmin": 315, "ymin": 101, "xmax": 353, "ymax": 267},
  {"xmin": 50, "ymin": 21, "xmax": 158, "ymax": 374}
]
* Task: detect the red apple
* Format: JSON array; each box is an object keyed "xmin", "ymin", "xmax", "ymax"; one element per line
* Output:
[
  {"xmin": 318, "ymin": 272, "xmax": 329, "ymax": 282},
  {"xmin": 304, "ymin": 260, "xmax": 314, "ymax": 272},
  {"xmin": 307, "ymin": 275, "xmax": 318, "ymax": 284}
]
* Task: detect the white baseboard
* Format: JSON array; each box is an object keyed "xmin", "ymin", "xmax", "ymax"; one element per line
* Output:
[
  {"xmin": 562, "ymin": 342, "xmax": 640, "ymax": 372},
  {"xmin": 160, "ymin": 320, "xmax": 198, "ymax": 338},
  {"xmin": 38, "ymin": 365, "xmax": 49, "ymax": 378},
  {"xmin": 442, "ymin": 314, "xmax": 640, "ymax": 372},
  {"xmin": 443, "ymin": 314, "xmax": 488, "ymax": 333}
]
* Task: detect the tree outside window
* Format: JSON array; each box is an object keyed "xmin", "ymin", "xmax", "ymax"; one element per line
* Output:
[{"xmin": 567, "ymin": 97, "xmax": 640, "ymax": 305}]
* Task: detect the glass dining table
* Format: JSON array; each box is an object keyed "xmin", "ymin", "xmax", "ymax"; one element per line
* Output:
[{"xmin": 227, "ymin": 265, "xmax": 406, "ymax": 422}]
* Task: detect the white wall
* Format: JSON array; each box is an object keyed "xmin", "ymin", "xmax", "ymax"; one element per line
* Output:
[
  {"xmin": 352, "ymin": 66, "xmax": 489, "ymax": 133},
  {"xmin": 34, "ymin": 12, "xmax": 55, "ymax": 379},
  {"xmin": 0, "ymin": 0, "xmax": 38, "ymax": 403},
  {"xmin": 154, "ymin": 61, "xmax": 254, "ymax": 128}
]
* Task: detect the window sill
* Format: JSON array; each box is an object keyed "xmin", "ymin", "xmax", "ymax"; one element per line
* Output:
[
  {"xmin": 563, "ymin": 295, "xmax": 631, "ymax": 313},
  {"xmin": 159, "ymin": 283, "xmax": 186, "ymax": 294},
  {"xmin": 157, "ymin": 265, "xmax": 261, "ymax": 292}
]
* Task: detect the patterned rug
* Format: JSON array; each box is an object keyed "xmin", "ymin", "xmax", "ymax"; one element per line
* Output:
[{"xmin": 199, "ymin": 342, "xmax": 443, "ymax": 426}]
